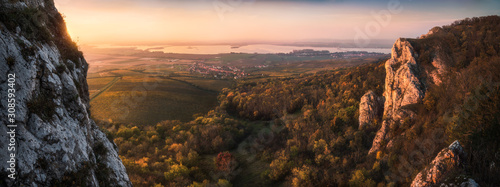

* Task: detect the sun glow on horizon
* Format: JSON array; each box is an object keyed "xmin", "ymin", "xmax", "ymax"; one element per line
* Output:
[{"xmin": 54, "ymin": 0, "xmax": 500, "ymax": 46}]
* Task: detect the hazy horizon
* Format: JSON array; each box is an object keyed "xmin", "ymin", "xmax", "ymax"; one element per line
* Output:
[{"xmin": 55, "ymin": 0, "xmax": 500, "ymax": 46}]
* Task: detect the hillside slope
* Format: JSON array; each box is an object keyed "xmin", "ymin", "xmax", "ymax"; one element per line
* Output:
[
  {"xmin": 76, "ymin": 15, "xmax": 499, "ymax": 186},
  {"xmin": 367, "ymin": 15, "xmax": 500, "ymax": 186},
  {"xmin": 216, "ymin": 15, "xmax": 500, "ymax": 186},
  {"xmin": 0, "ymin": 0, "xmax": 131, "ymax": 186}
]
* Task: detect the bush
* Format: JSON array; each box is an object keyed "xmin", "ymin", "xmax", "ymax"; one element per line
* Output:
[
  {"xmin": 93, "ymin": 142, "xmax": 113, "ymax": 186},
  {"xmin": 269, "ymin": 151, "xmax": 291, "ymax": 181},
  {"xmin": 217, "ymin": 179, "xmax": 232, "ymax": 187},
  {"xmin": 56, "ymin": 64, "xmax": 66, "ymax": 74},
  {"xmin": 215, "ymin": 152, "xmax": 235, "ymax": 172},
  {"xmin": 348, "ymin": 169, "xmax": 376, "ymax": 187},
  {"xmin": 51, "ymin": 161, "xmax": 94, "ymax": 186},
  {"xmin": 6, "ymin": 56, "xmax": 15, "ymax": 67},
  {"xmin": 21, "ymin": 45, "xmax": 36, "ymax": 61},
  {"xmin": 291, "ymin": 165, "xmax": 317, "ymax": 187},
  {"xmin": 27, "ymin": 90, "xmax": 56, "ymax": 121},
  {"xmin": 0, "ymin": 8, "xmax": 51, "ymax": 42},
  {"xmin": 93, "ymin": 142, "xmax": 108, "ymax": 160},
  {"xmin": 0, "ymin": 5, "xmax": 83, "ymax": 65},
  {"xmin": 164, "ymin": 164, "xmax": 189, "ymax": 181}
]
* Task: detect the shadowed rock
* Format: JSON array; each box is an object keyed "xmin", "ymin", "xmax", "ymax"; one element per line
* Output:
[
  {"xmin": 0, "ymin": 0, "xmax": 131, "ymax": 186},
  {"xmin": 358, "ymin": 90, "xmax": 383, "ymax": 129}
]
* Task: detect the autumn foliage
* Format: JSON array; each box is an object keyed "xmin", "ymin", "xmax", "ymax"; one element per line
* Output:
[
  {"xmin": 216, "ymin": 152, "xmax": 235, "ymax": 172},
  {"xmin": 95, "ymin": 16, "xmax": 500, "ymax": 187}
]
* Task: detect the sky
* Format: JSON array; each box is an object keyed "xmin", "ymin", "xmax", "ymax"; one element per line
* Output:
[{"xmin": 54, "ymin": 0, "xmax": 500, "ymax": 46}]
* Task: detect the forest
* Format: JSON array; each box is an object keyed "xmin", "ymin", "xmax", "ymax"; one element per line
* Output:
[{"xmin": 95, "ymin": 16, "xmax": 500, "ymax": 186}]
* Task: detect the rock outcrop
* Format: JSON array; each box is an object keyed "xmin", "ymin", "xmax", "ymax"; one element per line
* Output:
[
  {"xmin": 369, "ymin": 38, "xmax": 426, "ymax": 154},
  {"xmin": 427, "ymin": 53, "xmax": 447, "ymax": 85},
  {"xmin": 0, "ymin": 0, "xmax": 131, "ymax": 186},
  {"xmin": 358, "ymin": 90, "xmax": 383, "ymax": 129},
  {"xmin": 411, "ymin": 141, "xmax": 478, "ymax": 187}
]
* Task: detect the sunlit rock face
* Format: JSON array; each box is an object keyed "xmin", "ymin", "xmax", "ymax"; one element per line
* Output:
[
  {"xmin": 0, "ymin": 0, "xmax": 131, "ymax": 186},
  {"xmin": 367, "ymin": 25, "xmax": 485, "ymax": 187},
  {"xmin": 411, "ymin": 141, "xmax": 478, "ymax": 187},
  {"xmin": 369, "ymin": 38, "xmax": 425, "ymax": 154}
]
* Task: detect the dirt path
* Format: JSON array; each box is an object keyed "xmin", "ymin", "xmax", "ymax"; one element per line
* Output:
[{"xmin": 89, "ymin": 76, "xmax": 121, "ymax": 101}]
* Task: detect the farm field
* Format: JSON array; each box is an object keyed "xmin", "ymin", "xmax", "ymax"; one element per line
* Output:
[
  {"xmin": 88, "ymin": 69, "xmax": 225, "ymax": 125},
  {"xmin": 85, "ymin": 46, "xmax": 388, "ymax": 126},
  {"xmin": 90, "ymin": 77, "xmax": 218, "ymax": 125},
  {"xmin": 87, "ymin": 77, "xmax": 116, "ymax": 96}
]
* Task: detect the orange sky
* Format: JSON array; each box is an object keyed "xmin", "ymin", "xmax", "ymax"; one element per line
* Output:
[{"xmin": 54, "ymin": 0, "xmax": 500, "ymax": 45}]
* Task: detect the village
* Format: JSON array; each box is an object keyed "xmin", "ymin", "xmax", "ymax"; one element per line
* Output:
[
  {"xmin": 188, "ymin": 62, "xmax": 247, "ymax": 79},
  {"xmin": 187, "ymin": 50, "xmax": 386, "ymax": 79}
]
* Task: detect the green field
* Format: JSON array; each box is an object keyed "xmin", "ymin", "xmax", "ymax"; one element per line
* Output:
[
  {"xmin": 90, "ymin": 74, "xmax": 222, "ymax": 125},
  {"xmin": 87, "ymin": 77, "xmax": 116, "ymax": 96},
  {"xmin": 171, "ymin": 76, "xmax": 234, "ymax": 92}
]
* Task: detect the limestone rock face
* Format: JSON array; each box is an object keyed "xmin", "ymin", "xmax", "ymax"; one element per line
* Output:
[
  {"xmin": 0, "ymin": 0, "xmax": 131, "ymax": 186},
  {"xmin": 410, "ymin": 141, "xmax": 478, "ymax": 187},
  {"xmin": 369, "ymin": 38, "xmax": 425, "ymax": 154},
  {"xmin": 358, "ymin": 90, "xmax": 383, "ymax": 129},
  {"xmin": 419, "ymin": 27, "xmax": 443, "ymax": 39},
  {"xmin": 383, "ymin": 38, "xmax": 424, "ymax": 118},
  {"xmin": 428, "ymin": 54, "xmax": 447, "ymax": 85}
]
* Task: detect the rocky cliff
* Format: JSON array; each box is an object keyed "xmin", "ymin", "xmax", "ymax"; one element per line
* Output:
[
  {"xmin": 368, "ymin": 38, "xmax": 426, "ymax": 154},
  {"xmin": 411, "ymin": 141, "xmax": 478, "ymax": 187},
  {"xmin": 0, "ymin": 0, "xmax": 131, "ymax": 186},
  {"xmin": 365, "ymin": 17, "xmax": 500, "ymax": 185}
]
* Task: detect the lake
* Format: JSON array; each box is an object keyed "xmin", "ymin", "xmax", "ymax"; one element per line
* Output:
[{"xmin": 94, "ymin": 44, "xmax": 391, "ymax": 54}]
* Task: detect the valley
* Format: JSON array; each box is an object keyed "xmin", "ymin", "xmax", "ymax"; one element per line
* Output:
[
  {"xmin": 85, "ymin": 46, "xmax": 388, "ymax": 125},
  {"xmin": 87, "ymin": 16, "xmax": 500, "ymax": 187},
  {"xmin": 2, "ymin": 0, "xmax": 498, "ymax": 186}
]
